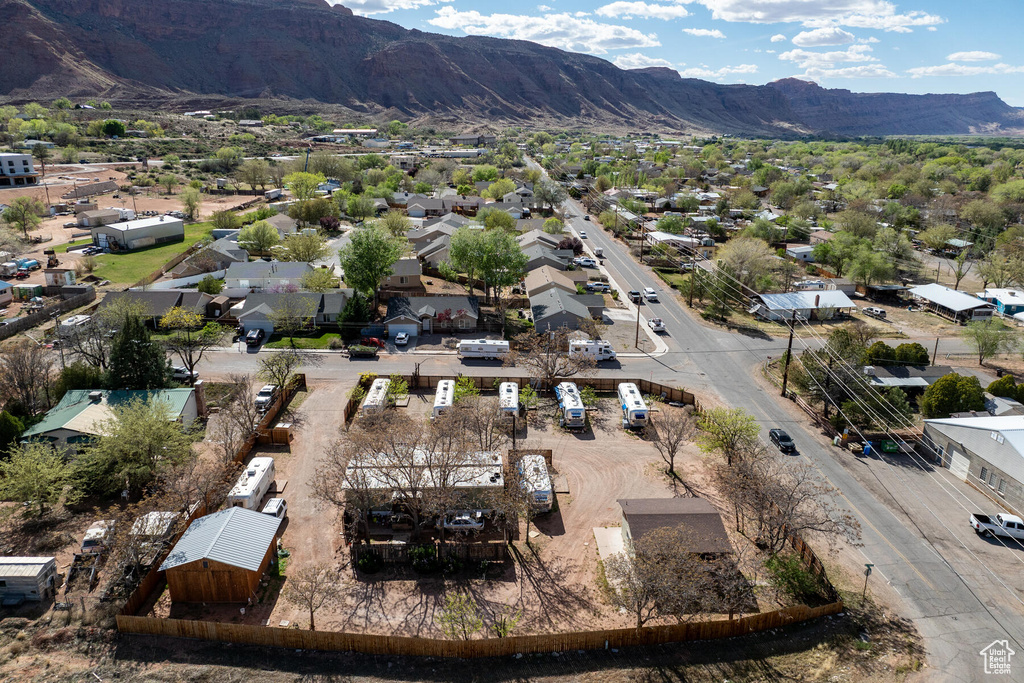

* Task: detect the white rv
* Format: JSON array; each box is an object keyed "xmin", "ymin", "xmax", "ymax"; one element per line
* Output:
[
  {"xmin": 519, "ymin": 454, "xmax": 553, "ymax": 512},
  {"xmin": 456, "ymin": 339, "xmax": 510, "ymax": 360},
  {"xmin": 361, "ymin": 378, "xmax": 391, "ymax": 413},
  {"xmin": 432, "ymin": 379, "xmax": 455, "ymax": 420},
  {"xmin": 498, "ymin": 382, "xmax": 519, "ymax": 418},
  {"xmin": 569, "ymin": 339, "xmax": 617, "ymax": 362},
  {"xmin": 226, "ymin": 456, "xmax": 275, "ymax": 510},
  {"xmin": 617, "ymin": 382, "xmax": 649, "ymax": 429},
  {"xmin": 555, "ymin": 382, "xmax": 586, "ymax": 429}
]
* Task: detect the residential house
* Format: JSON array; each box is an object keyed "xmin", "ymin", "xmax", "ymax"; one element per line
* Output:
[
  {"xmin": 171, "ymin": 236, "xmax": 249, "ymax": 277},
  {"xmin": 618, "ymin": 498, "xmax": 733, "ymax": 554},
  {"xmin": 99, "ymin": 290, "xmax": 209, "ymax": 326},
  {"xmin": 482, "ymin": 201, "xmax": 529, "ymax": 219},
  {"xmin": 417, "ymin": 235, "xmax": 451, "ymax": 269},
  {"xmin": 391, "ymin": 192, "xmax": 428, "ymax": 209},
  {"xmin": 22, "ymin": 389, "xmax": 199, "ymax": 447},
  {"xmin": 522, "ymin": 244, "xmax": 569, "ymax": 272},
  {"xmin": 809, "ymin": 230, "xmax": 834, "ymax": 245},
  {"xmin": 786, "ymin": 245, "xmax": 815, "ymax": 263},
  {"xmin": 749, "ymin": 291, "xmax": 856, "ymax": 322},
  {"xmin": 0, "ymin": 153, "xmax": 40, "ymax": 187},
  {"xmin": 517, "ymin": 230, "xmax": 562, "ymax": 251},
  {"xmin": 381, "ymin": 258, "xmax": 423, "ymax": 291},
  {"xmin": 264, "ymin": 213, "xmax": 298, "ymax": 237},
  {"xmin": 530, "ymin": 289, "xmax": 599, "ymax": 332},
  {"xmin": 979, "ymin": 288, "xmax": 1024, "ymax": 316},
  {"xmin": 449, "ymin": 133, "xmax": 496, "ymax": 146},
  {"xmin": 76, "ymin": 209, "xmax": 122, "ymax": 227},
  {"xmin": 862, "ymin": 365, "xmax": 955, "ymax": 392},
  {"xmin": 524, "ymin": 266, "xmax": 577, "ymax": 297},
  {"xmin": 224, "ymin": 261, "xmax": 312, "ymax": 291},
  {"xmin": 0, "ymin": 280, "xmax": 12, "ymax": 307},
  {"xmin": 909, "ymin": 284, "xmax": 994, "ymax": 323},
  {"xmin": 383, "ymin": 295, "xmax": 479, "ymax": 337},
  {"xmin": 232, "ymin": 290, "xmax": 351, "ymax": 335},
  {"xmin": 407, "ymin": 197, "xmax": 445, "ymax": 219},
  {"xmin": 43, "ymin": 268, "xmax": 76, "ymax": 287},
  {"xmin": 160, "ymin": 507, "xmax": 282, "ymax": 603},
  {"xmin": 441, "ymin": 195, "xmax": 486, "ymax": 214}
]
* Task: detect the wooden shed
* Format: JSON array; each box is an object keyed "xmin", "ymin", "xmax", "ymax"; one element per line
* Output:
[
  {"xmin": 0, "ymin": 557, "xmax": 57, "ymax": 604},
  {"xmin": 159, "ymin": 507, "xmax": 281, "ymax": 603}
]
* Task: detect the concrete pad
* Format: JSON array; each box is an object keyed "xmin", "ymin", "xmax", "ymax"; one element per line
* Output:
[{"xmin": 593, "ymin": 526, "xmax": 625, "ymax": 562}]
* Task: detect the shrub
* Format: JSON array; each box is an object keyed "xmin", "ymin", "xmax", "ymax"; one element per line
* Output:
[
  {"xmin": 355, "ymin": 551, "xmax": 381, "ymax": 574},
  {"xmin": 410, "ymin": 544, "xmax": 439, "ymax": 573},
  {"xmin": 765, "ymin": 553, "xmax": 827, "ymax": 604}
]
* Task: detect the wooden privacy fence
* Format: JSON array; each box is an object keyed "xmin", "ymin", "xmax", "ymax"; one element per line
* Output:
[
  {"xmin": 0, "ymin": 289, "xmax": 97, "ymax": 342},
  {"xmin": 117, "ymin": 601, "xmax": 843, "ymax": 657}
]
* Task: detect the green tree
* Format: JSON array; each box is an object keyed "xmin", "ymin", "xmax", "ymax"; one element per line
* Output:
[
  {"xmin": 237, "ymin": 220, "xmax": 281, "ymax": 254},
  {"xmin": 534, "ymin": 180, "xmax": 567, "ymax": 211},
  {"xmin": 542, "ymin": 217, "xmax": 564, "ymax": 234},
  {"xmin": 31, "ymin": 145, "xmax": 50, "ymax": 177},
  {"xmin": 437, "ymin": 592, "xmax": 483, "ymax": 640},
  {"xmin": 478, "ymin": 208, "xmax": 515, "ymax": 231},
  {"xmin": 180, "ymin": 186, "xmax": 202, "ymax": 221},
  {"xmin": 337, "ymin": 224, "xmax": 405, "ymax": 308},
  {"xmin": 108, "ymin": 316, "xmax": 168, "ymax": 390},
  {"xmin": 962, "ymin": 320, "xmax": 1016, "ymax": 366},
  {"xmin": 2, "ymin": 196, "xmax": 46, "ymax": 237},
  {"xmin": 0, "ymin": 442, "xmax": 80, "ymax": 518},
  {"xmin": 160, "ymin": 308, "xmax": 223, "ymax": 385},
  {"xmin": 281, "ymin": 231, "xmax": 330, "ymax": 263},
  {"xmin": 338, "ymin": 291, "xmax": 371, "ymax": 340},
  {"xmin": 270, "ymin": 296, "xmax": 319, "ymax": 345},
  {"xmin": 197, "ymin": 275, "xmax": 224, "ymax": 295},
  {"xmin": 376, "ymin": 210, "xmax": 410, "ymax": 237},
  {"xmin": 895, "ymin": 342, "xmax": 930, "ymax": 365},
  {"xmin": 987, "ymin": 375, "xmax": 1024, "ymax": 402},
  {"xmin": 237, "ymin": 159, "xmax": 270, "ymax": 190},
  {"xmin": 79, "ymin": 397, "xmax": 197, "ymax": 497},
  {"xmin": 848, "ymin": 249, "xmax": 893, "ymax": 287},
  {"xmin": 284, "ymin": 171, "xmax": 326, "ymax": 202},
  {"xmin": 697, "ymin": 407, "xmax": 759, "ymax": 466},
  {"xmin": 453, "ymin": 376, "xmax": 479, "ymax": 403},
  {"xmin": 346, "ymin": 194, "xmax": 376, "ymax": 222},
  {"xmin": 52, "ymin": 362, "xmax": 105, "ymax": 401},
  {"xmin": 159, "ymin": 174, "xmax": 178, "ymax": 194},
  {"xmin": 918, "ymin": 225, "xmax": 956, "ymax": 253},
  {"xmin": 52, "ymin": 97, "xmax": 73, "ymax": 110},
  {"xmin": 920, "ymin": 373, "xmax": 985, "ymax": 418},
  {"xmin": 102, "ymin": 119, "xmax": 126, "ymax": 137},
  {"xmin": 301, "ymin": 268, "xmax": 339, "ymax": 292},
  {"xmin": 482, "ymin": 178, "xmax": 516, "ymax": 200},
  {"xmin": 0, "ymin": 411, "xmax": 24, "ymax": 450}
]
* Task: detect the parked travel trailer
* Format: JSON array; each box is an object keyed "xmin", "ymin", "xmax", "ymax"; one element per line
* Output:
[
  {"xmin": 226, "ymin": 457, "xmax": 275, "ymax": 510},
  {"xmin": 569, "ymin": 339, "xmax": 617, "ymax": 362},
  {"xmin": 519, "ymin": 454, "xmax": 553, "ymax": 512},
  {"xmin": 0, "ymin": 557, "xmax": 57, "ymax": 604},
  {"xmin": 456, "ymin": 339, "xmax": 510, "ymax": 360},
  {"xmin": 264, "ymin": 188, "xmax": 283, "ymax": 200},
  {"xmin": 498, "ymin": 381, "xmax": 519, "ymax": 418},
  {"xmin": 555, "ymin": 382, "xmax": 586, "ymax": 429},
  {"xmin": 432, "ymin": 379, "xmax": 455, "ymax": 420},
  {"xmin": 617, "ymin": 382, "xmax": 649, "ymax": 429},
  {"xmin": 58, "ymin": 314, "xmax": 92, "ymax": 337},
  {"xmin": 361, "ymin": 378, "xmax": 391, "ymax": 413}
]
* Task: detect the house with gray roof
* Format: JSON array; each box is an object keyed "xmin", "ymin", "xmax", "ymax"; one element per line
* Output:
[
  {"xmin": 417, "ymin": 234, "xmax": 451, "ymax": 269},
  {"xmin": 160, "ymin": 506, "xmax": 282, "ymax": 603},
  {"xmin": 749, "ymin": 291, "xmax": 856, "ymax": 322},
  {"xmin": 224, "ymin": 261, "xmax": 312, "ymax": 291},
  {"xmin": 384, "ymin": 295, "xmax": 479, "ymax": 337},
  {"xmin": 618, "ymin": 498, "xmax": 733, "ymax": 555},
  {"xmin": 381, "ymin": 257, "xmax": 423, "ymax": 292},
  {"xmin": 530, "ymin": 289, "xmax": 600, "ymax": 332},
  {"xmin": 407, "ymin": 197, "xmax": 445, "ymax": 218},
  {"xmin": 232, "ymin": 290, "xmax": 352, "ymax": 335},
  {"xmin": 100, "ymin": 290, "xmax": 218, "ymax": 326},
  {"xmin": 264, "ymin": 213, "xmax": 298, "ymax": 237},
  {"xmin": 522, "ymin": 244, "xmax": 569, "ymax": 271},
  {"xmin": 909, "ymin": 284, "xmax": 994, "ymax": 323}
]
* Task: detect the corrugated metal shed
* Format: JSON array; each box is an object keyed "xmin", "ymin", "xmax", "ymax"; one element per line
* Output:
[
  {"xmin": 160, "ymin": 507, "xmax": 281, "ymax": 572},
  {"xmin": 910, "ymin": 284, "xmax": 993, "ymax": 313},
  {"xmin": 0, "ymin": 557, "xmax": 55, "ymax": 578},
  {"xmin": 754, "ymin": 290, "xmax": 855, "ymax": 311}
]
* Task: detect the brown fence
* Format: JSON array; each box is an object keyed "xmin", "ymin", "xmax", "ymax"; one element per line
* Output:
[
  {"xmin": 0, "ymin": 289, "xmax": 97, "ymax": 342},
  {"xmin": 129, "ymin": 240, "xmax": 206, "ymax": 289},
  {"xmin": 117, "ymin": 600, "xmax": 842, "ymax": 657}
]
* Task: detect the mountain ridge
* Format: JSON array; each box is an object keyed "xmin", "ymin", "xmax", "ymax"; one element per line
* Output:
[{"xmin": 1, "ymin": 0, "xmax": 1021, "ymax": 136}]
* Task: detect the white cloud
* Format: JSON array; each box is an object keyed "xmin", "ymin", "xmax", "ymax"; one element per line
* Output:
[
  {"xmin": 683, "ymin": 28, "xmax": 726, "ymax": 38},
  {"xmin": 688, "ymin": 1, "xmax": 943, "ymax": 32},
  {"xmin": 329, "ymin": 0, "xmax": 448, "ymax": 15},
  {"xmin": 859, "ymin": 36, "xmax": 880, "ymax": 43},
  {"xmin": 595, "ymin": 2, "xmax": 690, "ymax": 20},
  {"xmin": 678, "ymin": 63, "xmax": 758, "ymax": 79},
  {"xmin": 770, "ymin": 33, "xmax": 787, "ymax": 42},
  {"xmin": 428, "ymin": 8, "xmax": 660, "ymax": 54},
  {"xmin": 779, "ymin": 44, "xmax": 878, "ymax": 69},
  {"xmin": 946, "ymin": 51, "xmax": 1001, "ymax": 62},
  {"xmin": 614, "ymin": 53, "xmax": 676, "ymax": 69},
  {"xmin": 537, "ymin": 4, "xmax": 552, "ymax": 10},
  {"xmin": 791, "ymin": 27, "xmax": 855, "ymax": 47},
  {"xmin": 802, "ymin": 64, "xmax": 896, "ymax": 78},
  {"xmin": 908, "ymin": 62, "xmax": 1024, "ymax": 78}
]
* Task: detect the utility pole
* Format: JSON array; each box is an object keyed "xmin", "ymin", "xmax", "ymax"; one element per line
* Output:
[
  {"xmin": 688, "ymin": 251, "xmax": 697, "ymax": 307},
  {"xmin": 780, "ymin": 308, "xmax": 797, "ymax": 397},
  {"xmin": 931, "ymin": 337, "xmax": 939, "ymax": 366},
  {"xmin": 634, "ymin": 297, "xmax": 642, "ymax": 350}
]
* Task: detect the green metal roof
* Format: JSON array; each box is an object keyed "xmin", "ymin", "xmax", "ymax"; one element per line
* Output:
[{"xmin": 23, "ymin": 389, "xmax": 194, "ymax": 439}]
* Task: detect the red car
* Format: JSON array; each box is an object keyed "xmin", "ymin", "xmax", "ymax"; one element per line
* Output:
[
  {"xmin": 13, "ymin": 270, "xmax": 29, "ymax": 280},
  {"xmin": 361, "ymin": 337, "xmax": 386, "ymax": 349}
]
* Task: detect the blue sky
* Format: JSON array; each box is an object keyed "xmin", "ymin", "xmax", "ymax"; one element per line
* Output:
[{"xmin": 329, "ymin": 1, "xmax": 1024, "ymax": 106}]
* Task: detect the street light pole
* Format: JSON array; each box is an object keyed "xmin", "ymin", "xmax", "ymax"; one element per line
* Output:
[{"xmin": 634, "ymin": 298, "xmax": 642, "ymax": 349}]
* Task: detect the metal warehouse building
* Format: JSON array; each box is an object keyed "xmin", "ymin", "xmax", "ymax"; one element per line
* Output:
[{"xmin": 91, "ymin": 216, "xmax": 185, "ymax": 251}]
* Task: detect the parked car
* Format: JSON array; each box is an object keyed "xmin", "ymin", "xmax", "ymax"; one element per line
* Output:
[
  {"xmin": 80, "ymin": 520, "xmax": 115, "ymax": 555},
  {"xmin": 13, "ymin": 270, "xmax": 29, "ymax": 280},
  {"xmin": 586, "ymin": 281, "xmax": 611, "ymax": 293},
  {"xmin": 171, "ymin": 366, "xmax": 198, "ymax": 382},
  {"xmin": 575, "ymin": 257, "xmax": 597, "ymax": 268},
  {"xmin": 769, "ymin": 428, "xmax": 796, "ymax": 453},
  {"xmin": 254, "ymin": 384, "xmax": 279, "ymax": 411},
  {"xmin": 643, "ymin": 287, "xmax": 659, "ymax": 302},
  {"xmin": 440, "ymin": 512, "xmax": 484, "ymax": 533},
  {"xmin": 970, "ymin": 513, "xmax": 1024, "ymax": 540},
  {"xmin": 394, "ymin": 332, "xmax": 409, "ymax": 346},
  {"xmin": 628, "ymin": 290, "xmax": 642, "ymax": 303},
  {"xmin": 648, "ymin": 317, "xmax": 666, "ymax": 332},
  {"xmin": 863, "ymin": 306, "xmax": 887, "ymax": 320},
  {"xmin": 583, "ymin": 215, "xmax": 591, "ymax": 221},
  {"xmin": 361, "ymin": 337, "xmax": 386, "ymax": 349},
  {"xmin": 578, "ymin": 230, "xmax": 587, "ymax": 239},
  {"xmin": 245, "ymin": 328, "xmax": 265, "ymax": 346},
  {"xmin": 261, "ymin": 498, "xmax": 287, "ymax": 519}
]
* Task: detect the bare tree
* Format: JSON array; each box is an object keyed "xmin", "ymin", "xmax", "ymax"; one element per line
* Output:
[
  {"xmin": 644, "ymin": 405, "xmax": 695, "ymax": 477},
  {"xmin": 208, "ymin": 374, "xmax": 263, "ymax": 463},
  {"xmin": 0, "ymin": 341, "xmax": 55, "ymax": 414},
  {"xmin": 282, "ymin": 563, "xmax": 340, "ymax": 631},
  {"xmin": 442, "ymin": 397, "xmax": 511, "ymax": 452},
  {"xmin": 64, "ymin": 297, "xmax": 150, "ymax": 370},
  {"xmin": 504, "ymin": 326, "xmax": 595, "ymax": 390},
  {"xmin": 159, "ymin": 454, "xmax": 237, "ymax": 518},
  {"xmin": 311, "ymin": 427, "xmax": 389, "ymax": 545},
  {"xmin": 603, "ymin": 549, "xmax": 661, "ymax": 631},
  {"xmin": 257, "ymin": 348, "xmax": 321, "ymax": 390}
]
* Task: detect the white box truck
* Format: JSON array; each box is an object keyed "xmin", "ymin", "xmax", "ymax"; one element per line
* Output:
[
  {"xmin": 457, "ymin": 339, "xmax": 510, "ymax": 360},
  {"xmin": 555, "ymin": 382, "xmax": 586, "ymax": 429},
  {"xmin": 519, "ymin": 454, "xmax": 553, "ymax": 512},
  {"xmin": 264, "ymin": 188, "xmax": 283, "ymax": 200},
  {"xmin": 432, "ymin": 379, "xmax": 455, "ymax": 420},
  {"xmin": 569, "ymin": 339, "xmax": 617, "ymax": 362},
  {"xmin": 617, "ymin": 382, "xmax": 649, "ymax": 429},
  {"xmin": 499, "ymin": 381, "xmax": 519, "ymax": 418},
  {"xmin": 361, "ymin": 378, "xmax": 391, "ymax": 413},
  {"xmin": 226, "ymin": 456, "xmax": 275, "ymax": 510}
]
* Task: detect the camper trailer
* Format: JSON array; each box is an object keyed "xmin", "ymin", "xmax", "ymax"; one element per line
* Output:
[
  {"xmin": 499, "ymin": 382, "xmax": 519, "ymax": 418},
  {"xmin": 569, "ymin": 339, "xmax": 617, "ymax": 362},
  {"xmin": 226, "ymin": 457, "xmax": 275, "ymax": 510},
  {"xmin": 456, "ymin": 339, "xmax": 510, "ymax": 361},
  {"xmin": 264, "ymin": 188, "xmax": 283, "ymax": 200},
  {"xmin": 519, "ymin": 454, "xmax": 553, "ymax": 512},
  {"xmin": 617, "ymin": 382, "xmax": 649, "ymax": 429},
  {"xmin": 361, "ymin": 378, "xmax": 391, "ymax": 413},
  {"xmin": 555, "ymin": 382, "xmax": 586, "ymax": 430},
  {"xmin": 0, "ymin": 557, "xmax": 57, "ymax": 604},
  {"xmin": 432, "ymin": 379, "xmax": 455, "ymax": 420}
]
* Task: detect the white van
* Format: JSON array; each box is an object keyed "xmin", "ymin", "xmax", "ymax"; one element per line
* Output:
[
  {"xmin": 456, "ymin": 339, "xmax": 510, "ymax": 360},
  {"xmin": 361, "ymin": 378, "xmax": 391, "ymax": 413},
  {"xmin": 432, "ymin": 379, "xmax": 455, "ymax": 420},
  {"xmin": 499, "ymin": 382, "xmax": 519, "ymax": 418},
  {"xmin": 555, "ymin": 382, "xmax": 586, "ymax": 429},
  {"xmin": 617, "ymin": 382, "xmax": 649, "ymax": 429},
  {"xmin": 261, "ymin": 498, "xmax": 288, "ymax": 519},
  {"xmin": 519, "ymin": 454, "xmax": 553, "ymax": 512},
  {"xmin": 569, "ymin": 339, "xmax": 617, "ymax": 362},
  {"xmin": 226, "ymin": 457, "xmax": 275, "ymax": 510}
]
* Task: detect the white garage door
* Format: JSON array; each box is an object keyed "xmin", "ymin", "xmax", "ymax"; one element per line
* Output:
[
  {"xmin": 949, "ymin": 450, "xmax": 970, "ymax": 481},
  {"xmin": 388, "ymin": 324, "xmax": 419, "ymax": 338}
]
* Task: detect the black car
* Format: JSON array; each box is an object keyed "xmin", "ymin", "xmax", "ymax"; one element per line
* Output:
[
  {"xmin": 769, "ymin": 428, "xmax": 796, "ymax": 453},
  {"xmin": 628, "ymin": 290, "xmax": 642, "ymax": 303},
  {"xmin": 245, "ymin": 328, "xmax": 265, "ymax": 346}
]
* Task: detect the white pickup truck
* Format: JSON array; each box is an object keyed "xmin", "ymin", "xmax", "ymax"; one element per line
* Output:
[{"xmin": 970, "ymin": 512, "xmax": 1024, "ymax": 540}]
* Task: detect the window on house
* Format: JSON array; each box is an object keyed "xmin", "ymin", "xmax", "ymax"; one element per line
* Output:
[
  {"xmin": 202, "ymin": 561, "xmax": 209, "ymax": 569},
  {"xmin": 998, "ymin": 479, "xmax": 1006, "ymax": 495},
  {"xmin": 399, "ymin": 276, "xmax": 408, "ymax": 285},
  {"xmin": 990, "ymin": 472, "xmax": 997, "ymax": 487},
  {"xmin": 980, "ymin": 467, "xmax": 989, "ymax": 483}
]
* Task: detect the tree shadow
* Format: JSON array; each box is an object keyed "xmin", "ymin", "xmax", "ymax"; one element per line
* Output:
[{"xmin": 507, "ymin": 543, "xmax": 599, "ymax": 632}]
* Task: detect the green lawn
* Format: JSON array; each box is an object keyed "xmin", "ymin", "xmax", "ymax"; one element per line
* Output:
[
  {"xmin": 59, "ymin": 222, "xmax": 214, "ymax": 285},
  {"xmin": 265, "ymin": 332, "xmax": 342, "ymax": 350},
  {"xmin": 55, "ymin": 239, "xmax": 91, "ymax": 254},
  {"xmin": 654, "ymin": 269, "xmax": 688, "ymax": 290}
]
